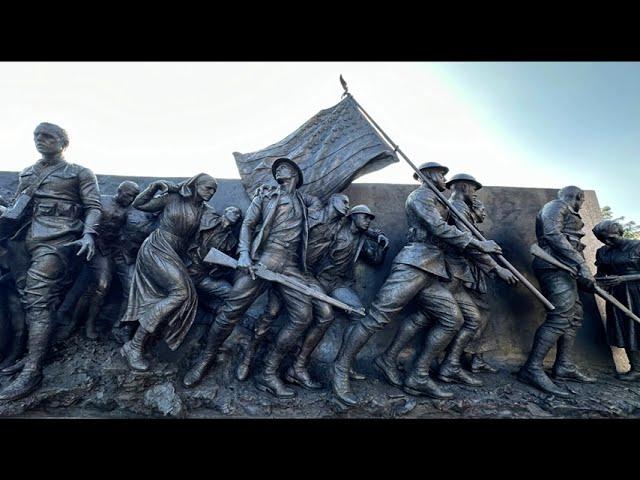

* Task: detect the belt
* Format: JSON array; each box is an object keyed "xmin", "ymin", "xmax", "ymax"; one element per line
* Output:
[{"xmin": 32, "ymin": 199, "xmax": 81, "ymax": 219}]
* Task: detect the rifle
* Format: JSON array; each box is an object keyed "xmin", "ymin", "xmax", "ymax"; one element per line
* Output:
[
  {"xmin": 204, "ymin": 247, "xmax": 366, "ymax": 317},
  {"xmin": 339, "ymin": 75, "xmax": 555, "ymax": 312},
  {"xmin": 530, "ymin": 243, "xmax": 640, "ymax": 325},
  {"xmin": 595, "ymin": 274, "xmax": 640, "ymax": 284}
]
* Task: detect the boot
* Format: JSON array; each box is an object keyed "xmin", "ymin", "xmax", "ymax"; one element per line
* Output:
[
  {"xmin": 551, "ymin": 334, "xmax": 595, "ymax": 383},
  {"xmin": 438, "ymin": 328, "xmax": 483, "ymax": 386},
  {"xmin": 331, "ymin": 322, "xmax": 373, "ymax": 406},
  {"xmin": 183, "ymin": 322, "xmax": 232, "ymax": 388},
  {"xmin": 0, "ymin": 316, "xmax": 51, "ymax": 402},
  {"xmin": 469, "ymin": 353, "xmax": 498, "ymax": 373},
  {"xmin": 340, "ymin": 323, "xmax": 367, "ymax": 381},
  {"xmin": 285, "ymin": 322, "xmax": 329, "ymax": 390},
  {"xmin": 120, "ymin": 326, "xmax": 150, "ymax": 372},
  {"xmin": 376, "ymin": 318, "xmax": 422, "ymax": 387},
  {"xmin": 518, "ymin": 328, "xmax": 571, "ymax": 398},
  {"xmin": 255, "ymin": 328, "xmax": 297, "ymax": 398},
  {"xmin": 403, "ymin": 325, "xmax": 454, "ymax": 399},
  {"xmin": 618, "ymin": 350, "xmax": 640, "ymax": 381},
  {"xmin": 236, "ymin": 332, "xmax": 263, "ymax": 382}
]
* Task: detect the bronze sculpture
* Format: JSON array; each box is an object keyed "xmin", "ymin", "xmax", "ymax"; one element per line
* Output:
[
  {"xmin": 71, "ymin": 181, "xmax": 140, "ymax": 340},
  {"xmin": 593, "ymin": 220, "xmax": 640, "ymax": 381},
  {"xmin": 120, "ymin": 173, "xmax": 218, "ymax": 372},
  {"xmin": 518, "ymin": 186, "xmax": 596, "ymax": 398},
  {"xmin": 331, "ymin": 162, "xmax": 511, "ymax": 406},
  {"xmin": 0, "ymin": 123, "xmax": 102, "ymax": 401},
  {"xmin": 182, "ymin": 158, "xmax": 329, "ymax": 398}
]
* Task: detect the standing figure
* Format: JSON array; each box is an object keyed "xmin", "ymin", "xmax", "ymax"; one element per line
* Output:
[
  {"xmin": 0, "ymin": 122, "xmax": 102, "ymax": 402},
  {"xmin": 182, "ymin": 157, "xmax": 329, "ymax": 398},
  {"xmin": 592, "ymin": 220, "xmax": 640, "ymax": 381},
  {"xmin": 464, "ymin": 197, "xmax": 500, "ymax": 373},
  {"xmin": 71, "ymin": 181, "xmax": 140, "ymax": 339},
  {"xmin": 120, "ymin": 173, "xmax": 218, "ymax": 372},
  {"xmin": 375, "ymin": 173, "xmax": 516, "ymax": 394},
  {"xmin": 517, "ymin": 186, "xmax": 596, "ymax": 398},
  {"xmin": 285, "ymin": 204, "xmax": 389, "ymax": 390},
  {"xmin": 235, "ymin": 192, "xmax": 350, "ymax": 382},
  {"xmin": 186, "ymin": 205, "xmax": 242, "ymax": 312},
  {"xmin": 331, "ymin": 162, "xmax": 509, "ymax": 406}
]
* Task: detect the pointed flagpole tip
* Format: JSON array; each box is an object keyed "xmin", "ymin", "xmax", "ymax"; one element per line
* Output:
[{"xmin": 339, "ymin": 74, "xmax": 348, "ymax": 93}]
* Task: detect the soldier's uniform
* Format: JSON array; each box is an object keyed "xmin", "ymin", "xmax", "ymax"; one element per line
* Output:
[
  {"xmin": 183, "ymin": 158, "xmax": 329, "ymax": 397},
  {"xmin": 518, "ymin": 190, "xmax": 595, "ymax": 397},
  {"xmin": 0, "ymin": 158, "xmax": 101, "ymax": 400}
]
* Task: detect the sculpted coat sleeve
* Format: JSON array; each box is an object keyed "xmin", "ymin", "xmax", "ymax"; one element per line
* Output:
[
  {"xmin": 542, "ymin": 201, "xmax": 586, "ymax": 269},
  {"xmin": 411, "ymin": 191, "xmax": 473, "ymax": 250},
  {"xmin": 132, "ymin": 184, "xmax": 169, "ymax": 213},
  {"xmin": 78, "ymin": 166, "xmax": 102, "ymax": 236},
  {"xmin": 238, "ymin": 194, "xmax": 263, "ymax": 255}
]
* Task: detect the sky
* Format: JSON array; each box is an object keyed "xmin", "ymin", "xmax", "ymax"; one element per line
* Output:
[{"xmin": 0, "ymin": 62, "xmax": 637, "ymax": 220}]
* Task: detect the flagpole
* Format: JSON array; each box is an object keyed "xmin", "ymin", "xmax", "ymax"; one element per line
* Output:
[{"xmin": 339, "ymin": 75, "xmax": 555, "ymax": 311}]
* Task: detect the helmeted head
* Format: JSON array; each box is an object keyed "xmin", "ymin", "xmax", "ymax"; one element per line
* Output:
[
  {"xmin": 558, "ymin": 185, "xmax": 585, "ymax": 212},
  {"xmin": 329, "ymin": 193, "xmax": 350, "ymax": 217},
  {"xmin": 272, "ymin": 157, "xmax": 304, "ymax": 189},
  {"xmin": 349, "ymin": 204, "xmax": 375, "ymax": 231},
  {"xmin": 34, "ymin": 122, "xmax": 69, "ymax": 156},
  {"xmin": 592, "ymin": 219, "xmax": 624, "ymax": 247},
  {"xmin": 414, "ymin": 161, "xmax": 449, "ymax": 192},
  {"xmin": 116, "ymin": 181, "xmax": 140, "ymax": 207},
  {"xmin": 446, "ymin": 173, "xmax": 482, "ymax": 203},
  {"xmin": 470, "ymin": 197, "xmax": 487, "ymax": 224},
  {"xmin": 223, "ymin": 205, "xmax": 242, "ymax": 225}
]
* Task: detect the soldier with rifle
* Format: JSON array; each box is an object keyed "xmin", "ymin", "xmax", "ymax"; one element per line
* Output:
[
  {"xmin": 182, "ymin": 158, "xmax": 346, "ymax": 398},
  {"xmin": 0, "ymin": 122, "xmax": 102, "ymax": 401},
  {"xmin": 518, "ymin": 186, "xmax": 597, "ymax": 398},
  {"xmin": 332, "ymin": 162, "xmax": 512, "ymax": 406}
]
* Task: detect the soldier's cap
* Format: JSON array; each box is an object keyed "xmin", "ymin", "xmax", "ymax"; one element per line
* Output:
[
  {"xmin": 413, "ymin": 161, "xmax": 449, "ymax": 180},
  {"xmin": 271, "ymin": 157, "xmax": 304, "ymax": 188},
  {"xmin": 349, "ymin": 204, "xmax": 375, "ymax": 219},
  {"xmin": 446, "ymin": 173, "xmax": 482, "ymax": 190}
]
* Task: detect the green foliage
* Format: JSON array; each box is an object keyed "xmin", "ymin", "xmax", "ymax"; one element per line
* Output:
[{"xmin": 601, "ymin": 206, "xmax": 640, "ymax": 239}]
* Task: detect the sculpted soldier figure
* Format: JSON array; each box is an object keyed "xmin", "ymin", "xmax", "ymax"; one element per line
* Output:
[
  {"xmin": 518, "ymin": 186, "xmax": 596, "ymax": 397},
  {"xmin": 235, "ymin": 192, "xmax": 351, "ymax": 382},
  {"xmin": 464, "ymin": 197, "xmax": 500, "ymax": 373},
  {"xmin": 592, "ymin": 220, "xmax": 640, "ymax": 381},
  {"xmin": 285, "ymin": 203, "xmax": 389, "ymax": 390},
  {"xmin": 0, "ymin": 123, "xmax": 102, "ymax": 401},
  {"xmin": 374, "ymin": 173, "xmax": 517, "ymax": 396},
  {"xmin": 71, "ymin": 181, "xmax": 140, "ymax": 339},
  {"xmin": 331, "ymin": 163, "xmax": 508, "ymax": 406},
  {"xmin": 120, "ymin": 174, "xmax": 218, "ymax": 371},
  {"xmin": 182, "ymin": 157, "xmax": 330, "ymax": 398},
  {"xmin": 186, "ymin": 205, "xmax": 242, "ymax": 313}
]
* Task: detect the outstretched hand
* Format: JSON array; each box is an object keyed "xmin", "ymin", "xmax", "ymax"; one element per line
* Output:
[
  {"xmin": 495, "ymin": 266, "xmax": 518, "ymax": 285},
  {"xmin": 64, "ymin": 234, "xmax": 95, "ymax": 261}
]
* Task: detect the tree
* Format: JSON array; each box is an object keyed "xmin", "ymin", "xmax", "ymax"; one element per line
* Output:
[{"xmin": 601, "ymin": 206, "xmax": 640, "ymax": 239}]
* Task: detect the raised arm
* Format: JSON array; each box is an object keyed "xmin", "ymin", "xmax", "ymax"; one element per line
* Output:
[{"xmin": 133, "ymin": 181, "xmax": 172, "ymax": 213}]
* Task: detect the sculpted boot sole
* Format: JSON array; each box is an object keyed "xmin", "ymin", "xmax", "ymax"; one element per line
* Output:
[
  {"xmin": 403, "ymin": 376, "xmax": 453, "ymax": 399},
  {"xmin": 438, "ymin": 367, "xmax": 483, "ymax": 387},
  {"xmin": 552, "ymin": 368, "xmax": 596, "ymax": 383},
  {"xmin": 517, "ymin": 367, "xmax": 572, "ymax": 398},
  {"xmin": 284, "ymin": 368, "xmax": 323, "ymax": 390},
  {"xmin": 255, "ymin": 378, "xmax": 296, "ymax": 399},
  {"xmin": 374, "ymin": 355, "xmax": 403, "ymax": 387},
  {"xmin": 0, "ymin": 372, "xmax": 42, "ymax": 402}
]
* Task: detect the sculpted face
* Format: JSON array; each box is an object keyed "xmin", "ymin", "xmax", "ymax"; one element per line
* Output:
[
  {"xmin": 224, "ymin": 206, "xmax": 242, "ymax": 225},
  {"xmin": 454, "ymin": 181, "xmax": 478, "ymax": 203},
  {"xmin": 117, "ymin": 182, "xmax": 140, "ymax": 207},
  {"xmin": 352, "ymin": 212, "xmax": 373, "ymax": 231},
  {"xmin": 331, "ymin": 194, "xmax": 350, "ymax": 216},
  {"xmin": 196, "ymin": 175, "xmax": 217, "ymax": 202},
  {"xmin": 34, "ymin": 131, "xmax": 64, "ymax": 156},
  {"xmin": 428, "ymin": 169, "xmax": 447, "ymax": 192},
  {"xmin": 275, "ymin": 164, "xmax": 298, "ymax": 187},
  {"xmin": 558, "ymin": 186, "xmax": 585, "ymax": 212}
]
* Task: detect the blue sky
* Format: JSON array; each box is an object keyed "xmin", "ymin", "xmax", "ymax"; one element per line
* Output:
[{"xmin": 0, "ymin": 62, "xmax": 636, "ymax": 220}]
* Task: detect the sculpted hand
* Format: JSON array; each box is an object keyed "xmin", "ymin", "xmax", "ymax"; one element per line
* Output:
[
  {"xmin": 495, "ymin": 266, "xmax": 518, "ymax": 285},
  {"xmin": 377, "ymin": 234, "xmax": 390, "ymax": 249},
  {"xmin": 578, "ymin": 263, "xmax": 595, "ymax": 282},
  {"xmin": 598, "ymin": 276, "xmax": 623, "ymax": 288},
  {"xmin": 477, "ymin": 239, "xmax": 502, "ymax": 255},
  {"xmin": 65, "ymin": 234, "xmax": 96, "ymax": 261},
  {"xmin": 238, "ymin": 252, "xmax": 256, "ymax": 280}
]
